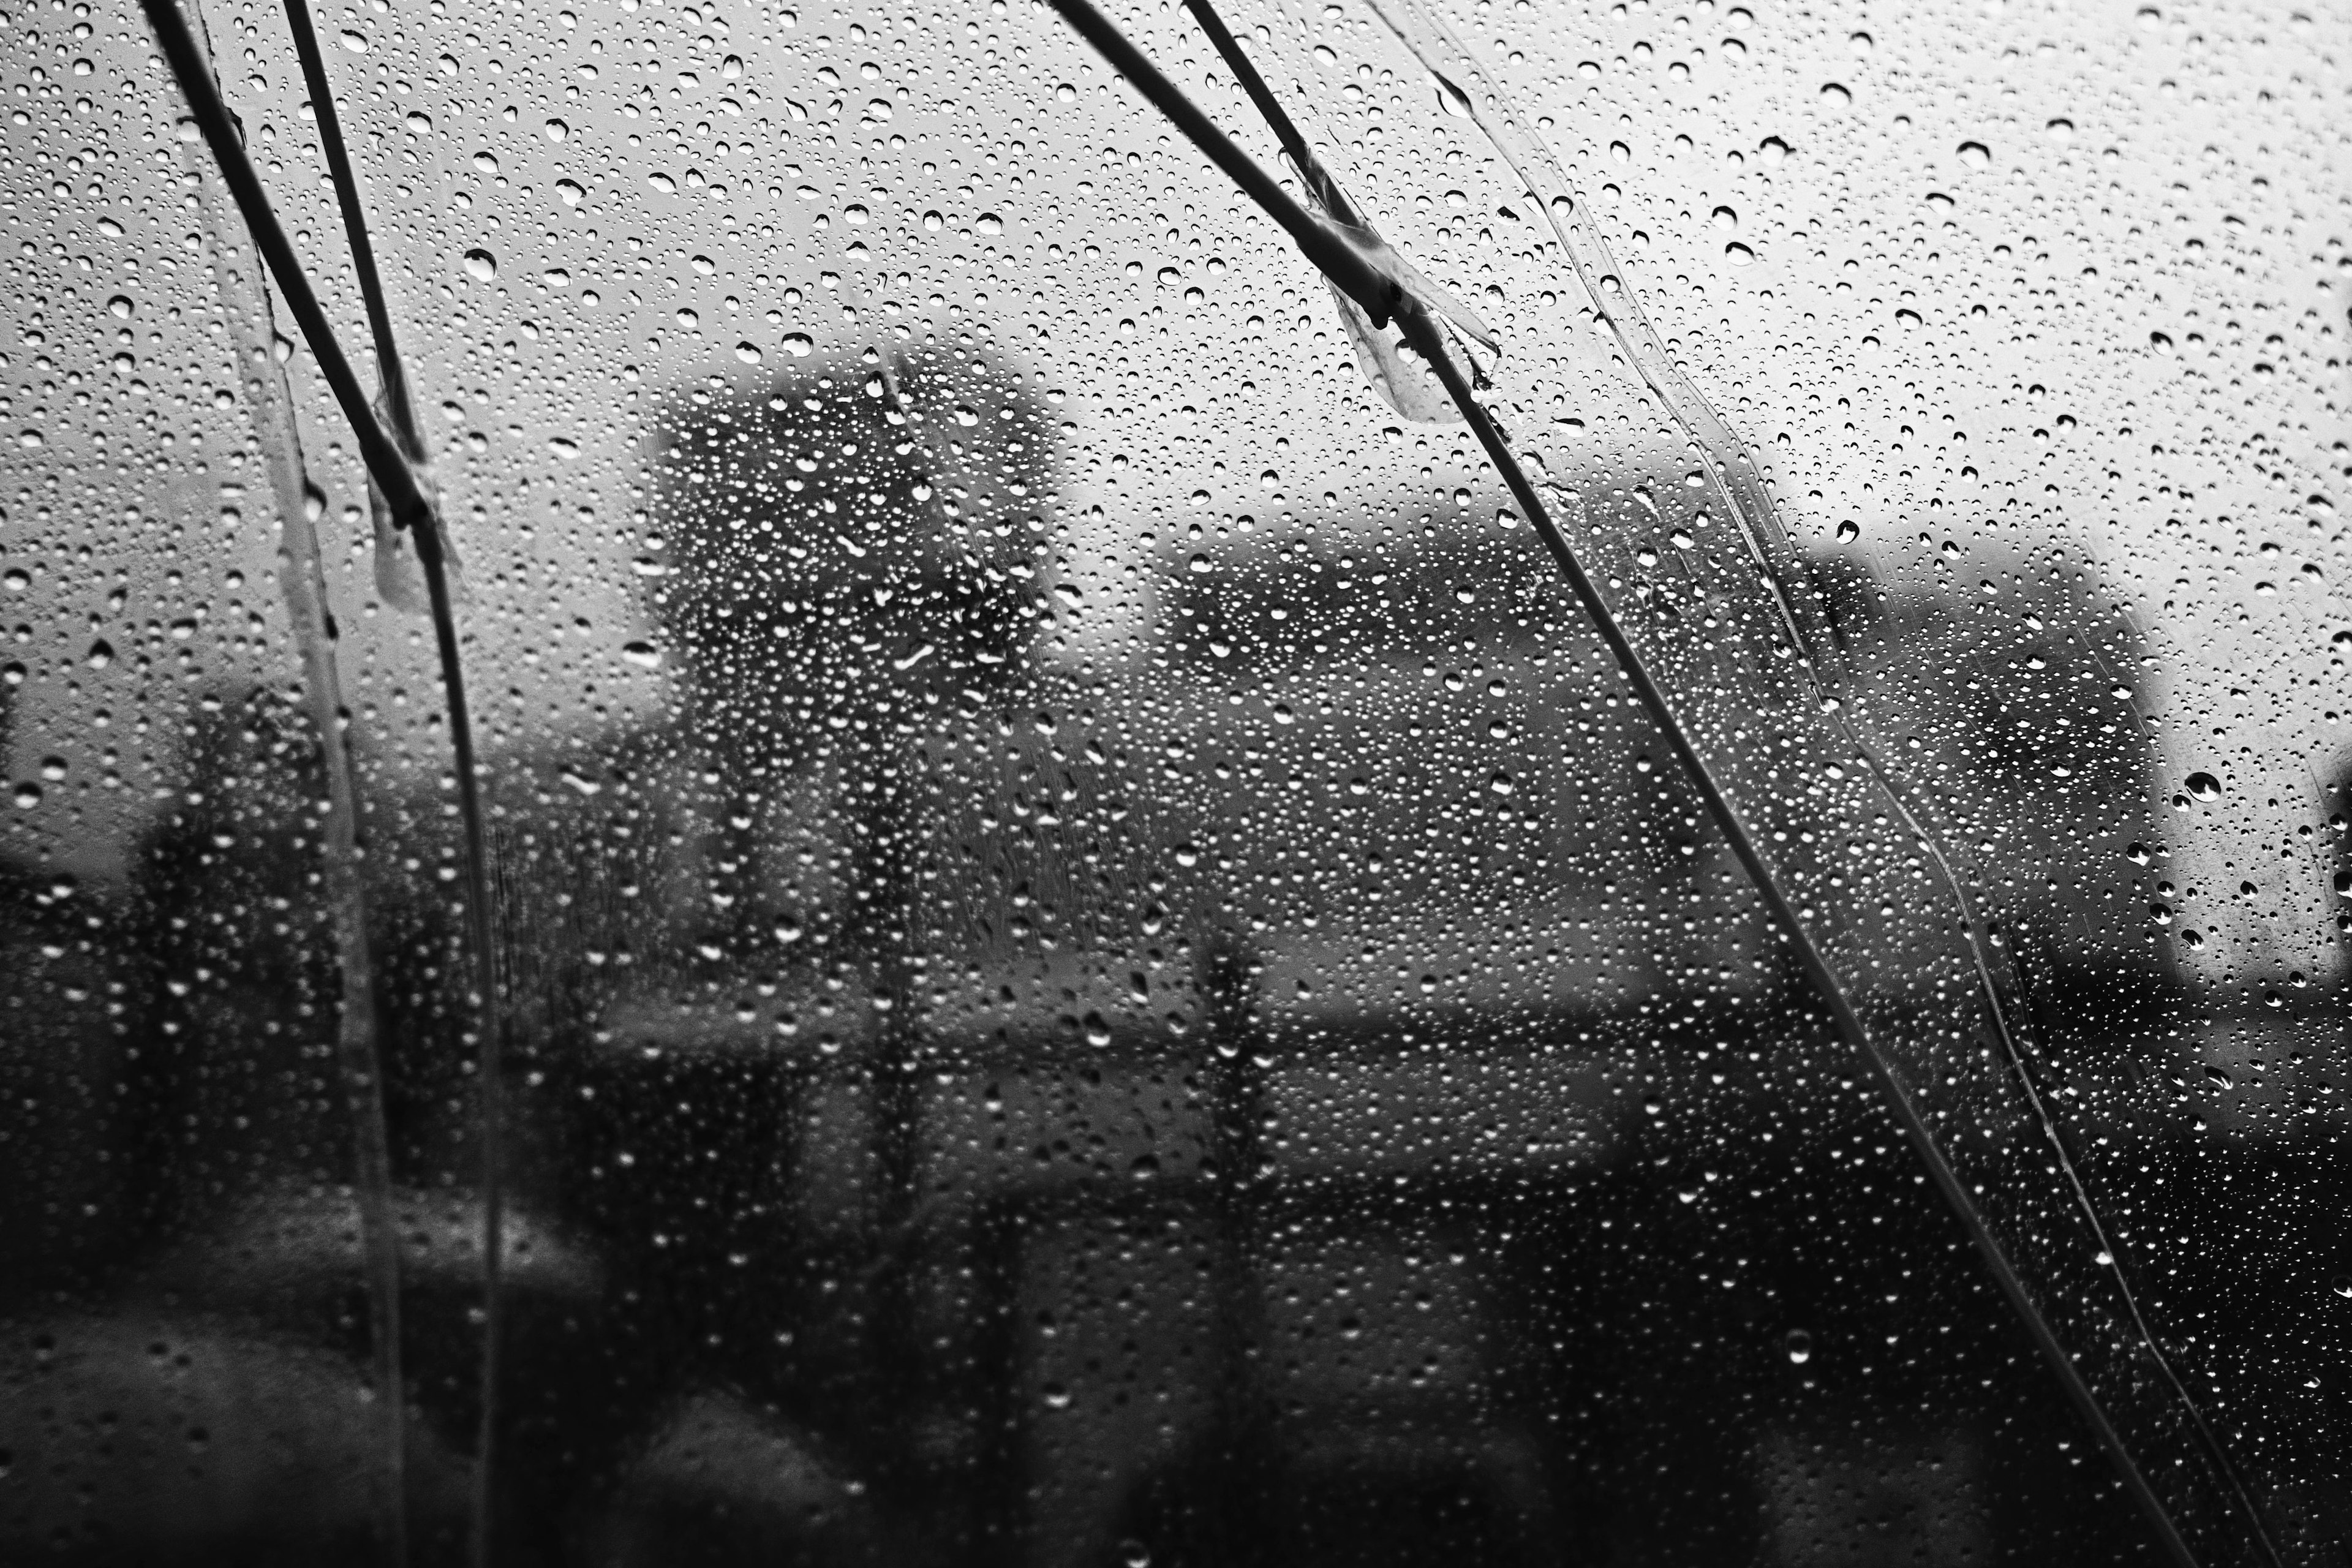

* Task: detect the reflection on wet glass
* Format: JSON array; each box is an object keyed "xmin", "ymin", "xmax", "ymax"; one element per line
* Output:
[{"xmin": 1, "ymin": 0, "xmax": 2345, "ymax": 1564}]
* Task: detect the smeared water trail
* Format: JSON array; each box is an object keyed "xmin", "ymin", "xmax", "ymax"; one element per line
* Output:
[
  {"xmin": 280, "ymin": 0, "xmax": 463, "ymax": 616},
  {"xmin": 145, "ymin": 4, "xmax": 506, "ymax": 1561},
  {"xmin": 174, "ymin": 7, "xmax": 405, "ymax": 1563},
  {"xmin": 1048, "ymin": 0, "xmax": 2274, "ymax": 1561},
  {"xmin": 1352, "ymin": 6, "xmax": 2277, "ymax": 1559}
]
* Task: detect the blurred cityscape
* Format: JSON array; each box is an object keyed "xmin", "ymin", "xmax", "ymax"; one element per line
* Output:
[{"xmin": 2, "ymin": 353, "xmax": 2346, "ymax": 1566}]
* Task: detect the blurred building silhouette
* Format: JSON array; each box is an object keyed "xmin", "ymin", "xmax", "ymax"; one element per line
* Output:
[
  {"xmin": 4, "ymin": 350, "xmax": 2342, "ymax": 1564},
  {"xmin": 499, "ymin": 358, "xmax": 2264, "ymax": 1568}
]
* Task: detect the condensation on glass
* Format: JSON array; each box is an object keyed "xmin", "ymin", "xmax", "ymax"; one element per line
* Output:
[{"xmin": 0, "ymin": 0, "xmax": 2345, "ymax": 1564}]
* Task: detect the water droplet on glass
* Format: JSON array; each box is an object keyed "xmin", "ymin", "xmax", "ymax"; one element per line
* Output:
[
  {"xmin": 17, "ymin": 429, "xmax": 42, "ymax": 448},
  {"xmin": 1711, "ymin": 205, "xmax": 1738, "ymax": 232},
  {"xmin": 1785, "ymin": 1329, "xmax": 1813, "ymax": 1365},
  {"xmin": 11, "ymin": 783, "xmax": 40, "ymax": 809},
  {"xmin": 1820, "ymin": 82, "xmax": 1852, "ymax": 107},
  {"xmin": 1835, "ymin": 519, "xmax": 1860, "ymax": 542},
  {"xmin": 1431, "ymin": 71, "xmax": 1472, "ymax": 116},
  {"xmin": 1725, "ymin": 242, "xmax": 1755, "ymax": 266},
  {"xmin": 782, "ymin": 333, "xmax": 813, "ymax": 356},
  {"xmin": 2046, "ymin": 118, "xmax": 2075, "ymax": 143},
  {"xmin": 1055, "ymin": 82, "xmax": 1077, "ymax": 102},
  {"xmin": 975, "ymin": 213, "xmax": 1003, "ymax": 236},
  {"xmin": 736, "ymin": 341, "xmax": 763, "ymax": 364},
  {"xmin": 2184, "ymin": 772, "xmax": 2222, "ymax": 802},
  {"xmin": 954, "ymin": 405, "xmax": 980, "ymax": 427},
  {"xmin": 544, "ymin": 118, "xmax": 569, "ymax": 142},
  {"xmin": 1488, "ymin": 771, "xmax": 1515, "ymax": 796},
  {"xmin": 622, "ymin": 641, "xmax": 662, "ymax": 668},
  {"xmin": 338, "ymin": 27, "xmax": 368, "ymax": 51},
  {"xmin": 2149, "ymin": 331, "xmax": 2174, "ymax": 353},
  {"xmin": 556, "ymin": 179, "xmax": 585, "ymax": 206},
  {"xmin": 1958, "ymin": 140, "xmax": 1991, "ymax": 168},
  {"xmin": 85, "ymin": 639, "xmax": 113, "ymax": 668},
  {"xmin": 107, "ymin": 295, "xmax": 132, "ymax": 318},
  {"xmin": 462, "ymin": 248, "xmax": 497, "ymax": 281},
  {"xmin": 1848, "ymin": 30, "xmax": 1873, "ymax": 53},
  {"xmin": 473, "ymin": 150, "xmax": 500, "ymax": 175}
]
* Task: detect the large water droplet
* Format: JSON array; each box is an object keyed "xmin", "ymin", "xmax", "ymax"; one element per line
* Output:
[
  {"xmin": 1958, "ymin": 140, "xmax": 1992, "ymax": 168},
  {"xmin": 107, "ymin": 295, "xmax": 132, "ymax": 318},
  {"xmin": 543, "ymin": 118, "xmax": 569, "ymax": 142},
  {"xmin": 338, "ymin": 27, "xmax": 368, "ymax": 51},
  {"xmin": 2184, "ymin": 771, "xmax": 2222, "ymax": 802},
  {"xmin": 735, "ymin": 341, "xmax": 763, "ymax": 364},
  {"xmin": 781, "ymin": 333, "xmax": 813, "ymax": 356},
  {"xmin": 462, "ymin": 247, "xmax": 497, "ymax": 281},
  {"xmin": 556, "ymin": 179, "xmax": 585, "ymax": 206},
  {"xmin": 1785, "ymin": 1329, "xmax": 1813, "ymax": 1365}
]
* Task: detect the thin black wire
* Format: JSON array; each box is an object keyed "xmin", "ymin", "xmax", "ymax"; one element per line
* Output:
[
  {"xmin": 276, "ymin": 7, "xmax": 507, "ymax": 1561},
  {"xmin": 141, "ymin": 4, "xmax": 505, "ymax": 1562},
  {"xmin": 1048, "ymin": 2, "xmax": 2218, "ymax": 1565},
  {"xmin": 281, "ymin": 0, "xmax": 422, "ymax": 456},
  {"xmin": 1042, "ymin": 0, "xmax": 1397, "ymax": 325},
  {"xmin": 140, "ymin": 0, "xmax": 423, "ymax": 525},
  {"xmin": 1391, "ymin": 304, "xmax": 2206, "ymax": 1568}
]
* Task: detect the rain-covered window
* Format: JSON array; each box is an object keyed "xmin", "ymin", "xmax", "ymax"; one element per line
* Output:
[{"xmin": 1, "ymin": 0, "xmax": 2345, "ymax": 1563}]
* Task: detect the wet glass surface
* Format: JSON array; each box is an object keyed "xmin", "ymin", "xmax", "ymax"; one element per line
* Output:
[{"xmin": 1, "ymin": 0, "xmax": 2347, "ymax": 1563}]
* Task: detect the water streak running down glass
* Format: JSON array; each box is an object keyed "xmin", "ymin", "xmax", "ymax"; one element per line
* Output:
[{"xmin": 1, "ymin": 0, "xmax": 2345, "ymax": 1565}]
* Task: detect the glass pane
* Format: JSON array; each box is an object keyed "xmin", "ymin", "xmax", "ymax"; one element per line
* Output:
[{"xmin": 3, "ymin": 0, "xmax": 2343, "ymax": 1564}]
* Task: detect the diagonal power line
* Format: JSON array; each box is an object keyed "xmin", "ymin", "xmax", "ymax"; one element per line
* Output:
[
  {"xmin": 281, "ymin": 0, "xmax": 426, "ymax": 460},
  {"xmin": 141, "ymin": 0, "xmax": 428, "ymax": 531},
  {"xmin": 139, "ymin": 7, "xmax": 508, "ymax": 1566},
  {"xmin": 273, "ymin": 6, "xmax": 506, "ymax": 1564},
  {"xmin": 1035, "ymin": 2, "xmax": 2228, "ymax": 1566}
]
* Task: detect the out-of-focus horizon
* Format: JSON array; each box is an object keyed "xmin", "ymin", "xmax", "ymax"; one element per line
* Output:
[{"xmin": 1, "ymin": 0, "xmax": 2348, "ymax": 1563}]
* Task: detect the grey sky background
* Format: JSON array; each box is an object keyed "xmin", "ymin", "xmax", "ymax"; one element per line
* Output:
[{"xmin": 2, "ymin": 0, "xmax": 2345, "ymax": 948}]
